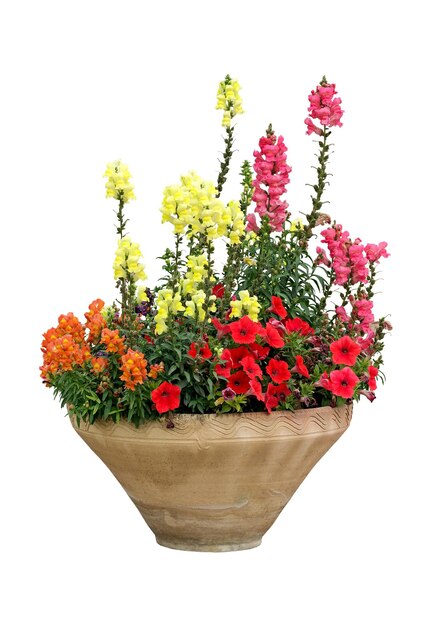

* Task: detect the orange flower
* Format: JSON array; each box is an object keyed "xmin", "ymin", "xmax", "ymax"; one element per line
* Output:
[
  {"xmin": 57, "ymin": 313, "xmax": 86, "ymax": 343},
  {"xmin": 85, "ymin": 299, "xmax": 106, "ymax": 343},
  {"xmin": 40, "ymin": 333, "xmax": 91, "ymax": 379},
  {"xmin": 91, "ymin": 357, "xmax": 108, "ymax": 374},
  {"xmin": 120, "ymin": 349, "xmax": 148, "ymax": 390},
  {"xmin": 148, "ymin": 362, "xmax": 165, "ymax": 379},
  {"xmin": 101, "ymin": 328, "xmax": 126, "ymax": 355}
]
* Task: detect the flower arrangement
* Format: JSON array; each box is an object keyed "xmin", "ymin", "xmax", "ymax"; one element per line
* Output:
[{"xmin": 41, "ymin": 75, "xmax": 390, "ymax": 427}]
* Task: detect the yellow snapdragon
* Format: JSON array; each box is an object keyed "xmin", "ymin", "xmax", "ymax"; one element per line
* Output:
[
  {"xmin": 137, "ymin": 285, "xmax": 150, "ymax": 302},
  {"xmin": 154, "ymin": 288, "xmax": 185, "ymax": 335},
  {"xmin": 113, "ymin": 237, "xmax": 147, "ymax": 282},
  {"xmin": 104, "ymin": 160, "xmax": 135, "ymax": 203},
  {"xmin": 181, "ymin": 255, "xmax": 209, "ymax": 296},
  {"xmin": 184, "ymin": 290, "xmax": 216, "ymax": 322},
  {"xmin": 290, "ymin": 218, "xmax": 303, "ymax": 232},
  {"xmin": 228, "ymin": 200, "xmax": 245, "ymax": 245},
  {"xmin": 216, "ymin": 76, "xmax": 244, "ymax": 127},
  {"xmin": 229, "ymin": 290, "xmax": 261, "ymax": 322},
  {"xmin": 160, "ymin": 172, "xmax": 233, "ymax": 241}
]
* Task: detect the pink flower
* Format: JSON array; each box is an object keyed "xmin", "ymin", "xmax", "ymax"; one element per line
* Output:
[
  {"xmin": 306, "ymin": 80, "xmax": 344, "ymax": 129},
  {"xmin": 305, "ymin": 117, "xmax": 323, "ymax": 136},
  {"xmin": 365, "ymin": 242, "xmax": 390, "ymax": 263},
  {"xmin": 329, "ymin": 367, "xmax": 359, "ymax": 399},
  {"xmin": 246, "ymin": 129, "xmax": 292, "ymax": 233},
  {"xmin": 336, "ymin": 306, "xmax": 350, "ymax": 323},
  {"xmin": 245, "ymin": 212, "xmax": 260, "ymax": 233}
]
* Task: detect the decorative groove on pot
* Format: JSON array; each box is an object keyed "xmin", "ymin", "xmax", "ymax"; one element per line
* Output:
[
  {"xmin": 71, "ymin": 404, "xmax": 352, "ymax": 441},
  {"xmin": 70, "ymin": 404, "xmax": 352, "ymax": 552}
]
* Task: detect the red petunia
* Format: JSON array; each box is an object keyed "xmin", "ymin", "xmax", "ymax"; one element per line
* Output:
[
  {"xmin": 230, "ymin": 316, "xmax": 264, "ymax": 344},
  {"xmin": 315, "ymin": 371, "xmax": 333, "ymax": 391},
  {"xmin": 368, "ymin": 364, "xmax": 378, "ymax": 391},
  {"xmin": 329, "ymin": 367, "xmax": 360, "ymax": 399},
  {"xmin": 228, "ymin": 346, "xmax": 252, "ymax": 367},
  {"xmin": 268, "ymin": 296, "xmax": 288, "ymax": 319},
  {"xmin": 330, "ymin": 335, "xmax": 361, "ymax": 366},
  {"xmin": 227, "ymin": 371, "xmax": 251, "ymax": 394},
  {"xmin": 211, "ymin": 317, "xmax": 231, "ymax": 339},
  {"xmin": 240, "ymin": 355, "xmax": 263, "ymax": 379},
  {"xmin": 294, "ymin": 355, "xmax": 310, "ymax": 378},
  {"xmin": 212, "ymin": 283, "xmax": 225, "ymax": 298},
  {"xmin": 248, "ymin": 378, "xmax": 265, "ymax": 402},
  {"xmin": 188, "ymin": 341, "xmax": 212, "ymax": 360},
  {"xmin": 151, "ymin": 381, "xmax": 181, "ymax": 413},
  {"xmin": 266, "ymin": 358, "xmax": 291, "ymax": 383},
  {"xmin": 264, "ymin": 385, "xmax": 279, "ymax": 413},
  {"xmin": 265, "ymin": 322, "xmax": 285, "ymax": 348},
  {"xmin": 249, "ymin": 342, "xmax": 270, "ymax": 360},
  {"xmin": 285, "ymin": 317, "xmax": 314, "ymax": 336},
  {"xmin": 264, "ymin": 382, "xmax": 291, "ymax": 413}
]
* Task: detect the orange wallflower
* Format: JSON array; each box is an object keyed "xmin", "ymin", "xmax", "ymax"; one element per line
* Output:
[
  {"xmin": 120, "ymin": 349, "xmax": 148, "ymax": 390},
  {"xmin": 101, "ymin": 328, "xmax": 126, "ymax": 355}
]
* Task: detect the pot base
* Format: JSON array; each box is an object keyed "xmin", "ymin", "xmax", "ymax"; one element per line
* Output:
[{"xmin": 156, "ymin": 535, "xmax": 262, "ymax": 552}]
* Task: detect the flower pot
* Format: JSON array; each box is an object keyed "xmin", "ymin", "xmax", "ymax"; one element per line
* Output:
[{"xmin": 70, "ymin": 404, "xmax": 352, "ymax": 552}]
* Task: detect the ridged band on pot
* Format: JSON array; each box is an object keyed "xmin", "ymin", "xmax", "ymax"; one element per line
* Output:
[{"xmin": 70, "ymin": 404, "xmax": 352, "ymax": 552}]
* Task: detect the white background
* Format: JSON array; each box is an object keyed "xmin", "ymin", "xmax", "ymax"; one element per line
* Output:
[{"xmin": 1, "ymin": 1, "xmax": 427, "ymax": 624}]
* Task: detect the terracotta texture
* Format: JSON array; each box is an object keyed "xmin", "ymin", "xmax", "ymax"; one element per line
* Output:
[{"xmin": 70, "ymin": 404, "xmax": 352, "ymax": 551}]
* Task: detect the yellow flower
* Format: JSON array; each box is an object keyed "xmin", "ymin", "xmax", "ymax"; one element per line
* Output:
[
  {"xmin": 229, "ymin": 290, "xmax": 260, "ymax": 321},
  {"xmin": 290, "ymin": 218, "xmax": 303, "ymax": 232},
  {"xmin": 244, "ymin": 257, "xmax": 257, "ymax": 266},
  {"xmin": 137, "ymin": 286, "xmax": 149, "ymax": 302},
  {"xmin": 230, "ymin": 300, "xmax": 243, "ymax": 318},
  {"xmin": 113, "ymin": 237, "xmax": 147, "ymax": 282},
  {"xmin": 160, "ymin": 172, "xmax": 234, "ymax": 242},
  {"xmin": 216, "ymin": 76, "xmax": 244, "ymax": 127},
  {"xmin": 153, "ymin": 288, "xmax": 184, "ymax": 334},
  {"xmin": 104, "ymin": 160, "xmax": 135, "ymax": 203}
]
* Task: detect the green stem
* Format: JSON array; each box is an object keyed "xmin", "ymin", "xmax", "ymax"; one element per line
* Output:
[
  {"xmin": 303, "ymin": 125, "xmax": 331, "ymax": 240},
  {"xmin": 216, "ymin": 123, "xmax": 234, "ymax": 197},
  {"xmin": 366, "ymin": 262, "xmax": 377, "ymax": 300}
]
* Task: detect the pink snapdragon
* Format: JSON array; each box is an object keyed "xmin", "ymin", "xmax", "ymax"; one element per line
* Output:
[
  {"xmin": 320, "ymin": 225, "xmax": 369, "ymax": 286},
  {"xmin": 365, "ymin": 242, "xmax": 390, "ymax": 263},
  {"xmin": 305, "ymin": 80, "xmax": 344, "ymax": 135},
  {"xmin": 350, "ymin": 295, "xmax": 375, "ymax": 334},
  {"xmin": 246, "ymin": 129, "xmax": 292, "ymax": 233}
]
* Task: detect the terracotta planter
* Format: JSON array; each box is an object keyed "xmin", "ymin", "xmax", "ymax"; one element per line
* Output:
[{"xmin": 70, "ymin": 404, "xmax": 352, "ymax": 551}]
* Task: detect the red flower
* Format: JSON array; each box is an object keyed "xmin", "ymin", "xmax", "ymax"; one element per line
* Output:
[
  {"xmin": 248, "ymin": 378, "xmax": 265, "ymax": 402},
  {"xmin": 271, "ymin": 383, "xmax": 292, "ymax": 403},
  {"xmin": 293, "ymin": 355, "xmax": 310, "ymax": 378},
  {"xmin": 151, "ymin": 381, "xmax": 181, "ymax": 413},
  {"xmin": 330, "ymin": 335, "xmax": 361, "ymax": 366},
  {"xmin": 211, "ymin": 317, "xmax": 231, "ymax": 339},
  {"xmin": 228, "ymin": 346, "xmax": 252, "ymax": 368},
  {"xmin": 227, "ymin": 371, "xmax": 251, "ymax": 394},
  {"xmin": 249, "ymin": 342, "xmax": 270, "ymax": 360},
  {"xmin": 329, "ymin": 367, "xmax": 359, "ymax": 399},
  {"xmin": 188, "ymin": 341, "xmax": 212, "ymax": 360},
  {"xmin": 315, "ymin": 371, "xmax": 333, "ymax": 391},
  {"xmin": 240, "ymin": 356, "xmax": 263, "ymax": 379},
  {"xmin": 285, "ymin": 317, "xmax": 314, "ymax": 335},
  {"xmin": 215, "ymin": 362, "xmax": 231, "ymax": 378},
  {"xmin": 266, "ymin": 358, "xmax": 291, "ymax": 383},
  {"xmin": 265, "ymin": 322, "xmax": 285, "ymax": 348},
  {"xmin": 212, "ymin": 283, "xmax": 225, "ymax": 298},
  {"xmin": 230, "ymin": 316, "xmax": 263, "ymax": 344},
  {"xmin": 268, "ymin": 296, "xmax": 288, "ymax": 319},
  {"xmin": 264, "ymin": 385, "xmax": 279, "ymax": 413},
  {"xmin": 264, "ymin": 383, "xmax": 291, "ymax": 413},
  {"xmin": 368, "ymin": 364, "xmax": 378, "ymax": 391}
]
